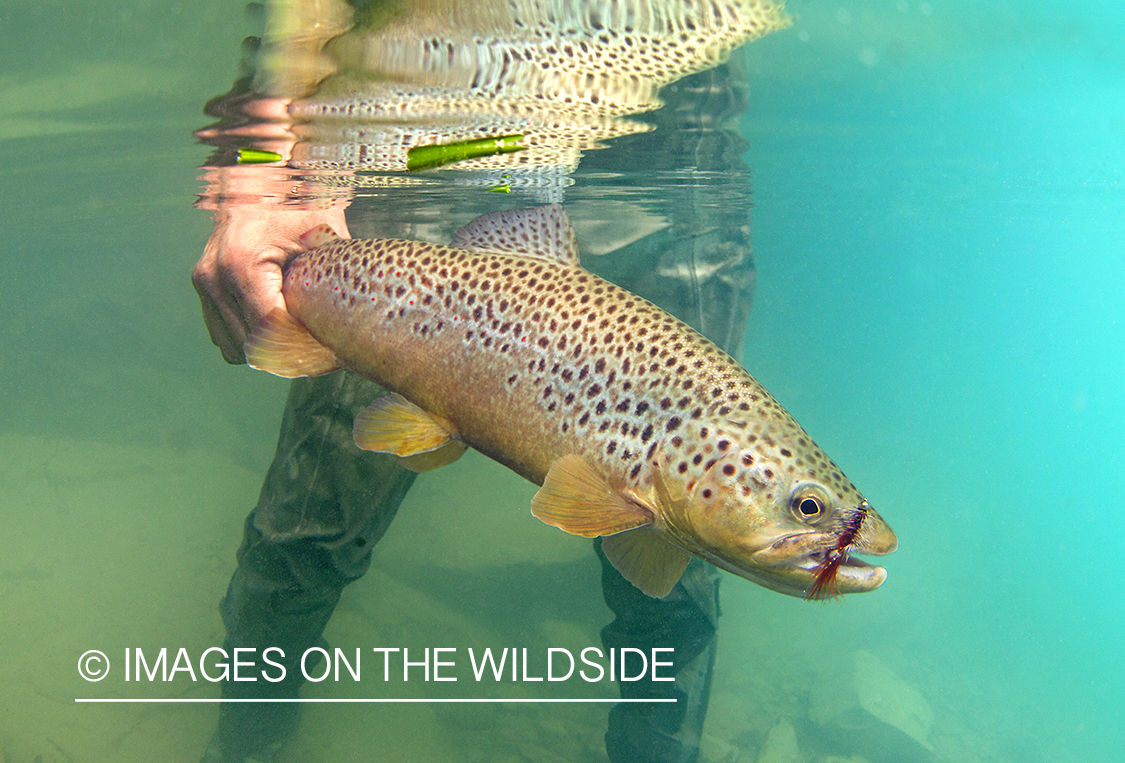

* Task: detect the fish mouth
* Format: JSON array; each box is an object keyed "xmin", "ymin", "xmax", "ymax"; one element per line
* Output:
[{"xmin": 727, "ymin": 530, "xmax": 893, "ymax": 599}]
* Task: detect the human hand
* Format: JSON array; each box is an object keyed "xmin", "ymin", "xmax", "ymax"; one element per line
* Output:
[{"xmin": 192, "ymin": 204, "xmax": 350, "ymax": 363}]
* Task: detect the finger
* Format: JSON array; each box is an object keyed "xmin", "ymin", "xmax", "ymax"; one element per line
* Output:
[
  {"xmin": 229, "ymin": 254, "xmax": 286, "ymax": 338},
  {"xmin": 197, "ymin": 284, "xmax": 246, "ymax": 364}
]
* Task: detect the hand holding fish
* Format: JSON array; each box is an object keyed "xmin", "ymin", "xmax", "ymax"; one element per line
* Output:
[
  {"xmin": 242, "ymin": 205, "xmax": 898, "ymax": 599},
  {"xmin": 192, "ymin": 204, "xmax": 350, "ymax": 363}
]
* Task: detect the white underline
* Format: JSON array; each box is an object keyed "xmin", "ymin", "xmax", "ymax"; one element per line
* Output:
[{"xmin": 75, "ymin": 697, "xmax": 675, "ymax": 704}]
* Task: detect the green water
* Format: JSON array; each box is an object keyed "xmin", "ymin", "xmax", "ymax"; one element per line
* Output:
[{"xmin": 2, "ymin": 1, "xmax": 1122, "ymax": 761}]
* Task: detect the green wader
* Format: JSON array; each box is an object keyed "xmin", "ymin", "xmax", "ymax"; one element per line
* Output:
[{"xmin": 208, "ymin": 56, "xmax": 756, "ymax": 763}]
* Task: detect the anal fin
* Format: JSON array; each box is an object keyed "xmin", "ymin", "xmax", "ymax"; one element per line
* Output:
[
  {"xmin": 602, "ymin": 529, "xmax": 691, "ymax": 599},
  {"xmin": 530, "ymin": 455, "xmax": 654, "ymax": 537},
  {"xmin": 353, "ymin": 393, "xmax": 465, "ymax": 472},
  {"xmin": 244, "ymin": 307, "xmax": 340, "ymax": 378}
]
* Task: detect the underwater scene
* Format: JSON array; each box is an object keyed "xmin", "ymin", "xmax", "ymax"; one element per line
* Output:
[{"xmin": 1, "ymin": 1, "xmax": 1122, "ymax": 762}]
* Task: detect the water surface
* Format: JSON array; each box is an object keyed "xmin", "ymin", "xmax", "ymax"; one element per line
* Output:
[{"xmin": 1, "ymin": 1, "xmax": 1121, "ymax": 761}]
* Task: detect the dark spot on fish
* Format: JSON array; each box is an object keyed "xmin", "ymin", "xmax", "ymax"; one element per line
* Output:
[
  {"xmin": 692, "ymin": 454, "xmax": 703, "ymax": 465},
  {"xmin": 702, "ymin": 488, "xmax": 713, "ymax": 499},
  {"xmin": 607, "ymin": 441, "xmax": 617, "ymax": 455},
  {"xmin": 780, "ymin": 448, "xmax": 792, "ymax": 457},
  {"xmin": 565, "ymin": 393, "xmax": 575, "ymax": 405},
  {"xmin": 587, "ymin": 383, "xmax": 602, "ymax": 397}
]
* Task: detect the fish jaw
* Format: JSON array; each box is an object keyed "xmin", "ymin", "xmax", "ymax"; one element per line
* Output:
[
  {"xmin": 741, "ymin": 532, "xmax": 889, "ymax": 597},
  {"xmin": 734, "ymin": 508, "xmax": 897, "ymax": 598},
  {"xmin": 673, "ymin": 495, "xmax": 897, "ymax": 599}
]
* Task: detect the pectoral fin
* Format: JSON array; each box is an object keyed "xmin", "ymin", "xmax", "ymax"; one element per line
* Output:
[
  {"xmin": 530, "ymin": 455, "xmax": 654, "ymax": 537},
  {"xmin": 601, "ymin": 529, "xmax": 691, "ymax": 599},
  {"xmin": 244, "ymin": 307, "xmax": 340, "ymax": 378},
  {"xmin": 353, "ymin": 393, "xmax": 466, "ymax": 472},
  {"xmin": 652, "ymin": 466, "xmax": 695, "ymax": 536}
]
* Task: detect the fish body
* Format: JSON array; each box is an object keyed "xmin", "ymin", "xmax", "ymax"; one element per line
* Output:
[{"xmin": 247, "ymin": 206, "xmax": 896, "ymax": 599}]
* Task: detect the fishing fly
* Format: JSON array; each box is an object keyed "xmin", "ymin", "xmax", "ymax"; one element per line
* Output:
[{"xmin": 806, "ymin": 501, "xmax": 870, "ymax": 601}]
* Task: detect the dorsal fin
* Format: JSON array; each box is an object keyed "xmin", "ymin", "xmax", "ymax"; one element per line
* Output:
[{"xmin": 451, "ymin": 205, "xmax": 580, "ymax": 266}]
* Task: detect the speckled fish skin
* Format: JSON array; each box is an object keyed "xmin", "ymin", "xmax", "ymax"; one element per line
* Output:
[{"xmin": 274, "ymin": 208, "xmax": 897, "ymax": 599}]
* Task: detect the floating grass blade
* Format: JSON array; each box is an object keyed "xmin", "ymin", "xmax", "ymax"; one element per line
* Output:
[
  {"xmin": 236, "ymin": 148, "xmax": 284, "ymax": 164},
  {"xmin": 407, "ymin": 134, "xmax": 524, "ymax": 172}
]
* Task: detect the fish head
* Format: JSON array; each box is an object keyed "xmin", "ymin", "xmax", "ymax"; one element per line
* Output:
[{"xmin": 659, "ymin": 422, "xmax": 897, "ymax": 599}]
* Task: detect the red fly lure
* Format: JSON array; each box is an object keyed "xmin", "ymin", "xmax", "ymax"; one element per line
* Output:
[{"xmin": 805, "ymin": 501, "xmax": 869, "ymax": 601}]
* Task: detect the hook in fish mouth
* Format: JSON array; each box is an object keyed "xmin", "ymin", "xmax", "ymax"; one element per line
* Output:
[{"xmin": 732, "ymin": 502, "xmax": 896, "ymax": 599}]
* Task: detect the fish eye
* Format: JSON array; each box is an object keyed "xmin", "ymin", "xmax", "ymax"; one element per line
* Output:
[{"xmin": 791, "ymin": 493, "xmax": 824, "ymax": 519}]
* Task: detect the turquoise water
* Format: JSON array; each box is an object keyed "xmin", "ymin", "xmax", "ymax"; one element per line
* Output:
[{"xmin": 1, "ymin": 1, "xmax": 1122, "ymax": 761}]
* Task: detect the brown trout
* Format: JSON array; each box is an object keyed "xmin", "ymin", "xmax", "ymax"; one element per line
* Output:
[{"xmin": 246, "ymin": 205, "xmax": 896, "ymax": 599}]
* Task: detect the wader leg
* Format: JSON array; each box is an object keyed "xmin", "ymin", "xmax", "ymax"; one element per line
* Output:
[
  {"xmin": 584, "ymin": 55, "xmax": 755, "ymax": 763},
  {"xmin": 207, "ymin": 371, "xmax": 416, "ymax": 762},
  {"xmin": 597, "ymin": 542, "xmax": 721, "ymax": 763}
]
